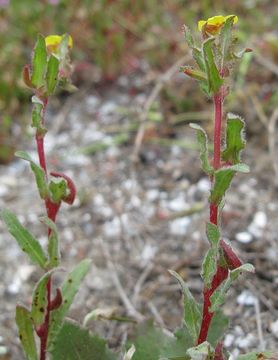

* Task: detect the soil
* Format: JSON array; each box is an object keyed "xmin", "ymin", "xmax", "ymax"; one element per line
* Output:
[{"xmin": 0, "ymin": 67, "xmax": 277, "ymax": 359}]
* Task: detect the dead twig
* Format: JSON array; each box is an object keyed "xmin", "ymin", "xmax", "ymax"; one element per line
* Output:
[
  {"xmin": 268, "ymin": 108, "xmax": 278, "ymax": 185},
  {"xmin": 99, "ymin": 237, "xmax": 145, "ymax": 322},
  {"xmin": 254, "ymin": 297, "xmax": 265, "ymax": 351},
  {"xmin": 132, "ymin": 54, "xmax": 191, "ymax": 162}
]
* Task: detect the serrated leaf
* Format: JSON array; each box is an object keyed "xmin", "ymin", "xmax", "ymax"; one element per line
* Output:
[
  {"xmin": 169, "ymin": 270, "xmax": 201, "ymax": 343},
  {"xmin": 237, "ymin": 351, "xmax": 277, "ymax": 360},
  {"xmin": 31, "ymin": 269, "xmax": 58, "ymax": 326},
  {"xmin": 160, "ymin": 326, "xmax": 194, "ymax": 359},
  {"xmin": 186, "ymin": 341, "xmax": 214, "ymax": 360},
  {"xmin": 189, "ymin": 124, "xmax": 213, "ymax": 175},
  {"xmin": 47, "ymin": 259, "xmax": 91, "ymax": 349},
  {"xmin": 206, "ymin": 222, "xmax": 220, "ymax": 249},
  {"xmin": 15, "ymin": 151, "xmax": 48, "ymax": 199},
  {"xmin": 202, "ymin": 38, "xmax": 223, "ymax": 95},
  {"xmin": 210, "ymin": 164, "xmax": 249, "ymax": 205},
  {"xmin": 221, "ymin": 114, "xmax": 246, "ymax": 164},
  {"xmin": 207, "ymin": 309, "xmax": 229, "ymax": 347},
  {"xmin": 40, "ymin": 217, "xmax": 60, "ymax": 268},
  {"xmin": 31, "ymin": 34, "xmax": 47, "ymax": 88},
  {"xmin": 129, "ymin": 320, "xmax": 173, "ymax": 360},
  {"xmin": 201, "ymin": 248, "xmax": 217, "ymax": 288},
  {"xmin": 210, "ymin": 263, "xmax": 254, "ymax": 312},
  {"xmin": 219, "ymin": 16, "xmax": 235, "ymax": 69},
  {"xmin": 1, "ymin": 209, "xmax": 47, "ymax": 269},
  {"xmin": 16, "ymin": 305, "xmax": 38, "ymax": 360},
  {"xmin": 50, "ymin": 321, "xmax": 116, "ymax": 360},
  {"xmin": 49, "ymin": 177, "xmax": 67, "ymax": 203},
  {"xmin": 46, "ymin": 54, "xmax": 59, "ymax": 95}
]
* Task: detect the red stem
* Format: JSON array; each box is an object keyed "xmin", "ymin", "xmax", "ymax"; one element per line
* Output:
[
  {"xmin": 197, "ymin": 90, "xmax": 241, "ymax": 347},
  {"xmin": 34, "ymin": 96, "xmax": 59, "ymax": 360}
]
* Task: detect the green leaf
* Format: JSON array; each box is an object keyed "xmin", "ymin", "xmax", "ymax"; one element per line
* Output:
[
  {"xmin": 31, "ymin": 34, "xmax": 47, "ymax": 88},
  {"xmin": 210, "ymin": 164, "xmax": 250, "ymax": 205},
  {"xmin": 183, "ymin": 26, "xmax": 194, "ymax": 48},
  {"xmin": 181, "ymin": 67, "xmax": 207, "ymax": 82},
  {"xmin": 47, "ymin": 259, "xmax": 91, "ymax": 349},
  {"xmin": 230, "ymin": 263, "xmax": 255, "ymax": 281},
  {"xmin": 49, "ymin": 177, "xmax": 68, "ymax": 203},
  {"xmin": 201, "ymin": 248, "xmax": 217, "ymax": 288},
  {"xmin": 16, "ymin": 305, "xmax": 38, "ymax": 360},
  {"xmin": 206, "ymin": 222, "xmax": 220, "ymax": 249},
  {"xmin": 202, "ymin": 37, "xmax": 223, "ymax": 95},
  {"xmin": 237, "ymin": 351, "xmax": 277, "ymax": 360},
  {"xmin": 219, "ymin": 16, "xmax": 235, "ymax": 68},
  {"xmin": 31, "ymin": 269, "xmax": 58, "ymax": 327},
  {"xmin": 210, "ymin": 263, "xmax": 255, "ymax": 312},
  {"xmin": 50, "ymin": 321, "xmax": 117, "ymax": 360},
  {"xmin": 31, "ymin": 96, "xmax": 43, "ymax": 127},
  {"xmin": 207, "ymin": 309, "xmax": 229, "ymax": 347},
  {"xmin": 40, "ymin": 217, "xmax": 60, "ymax": 268},
  {"xmin": 129, "ymin": 320, "xmax": 172, "ymax": 360},
  {"xmin": 186, "ymin": 341, "xmax": 214, "ymax": 360},
  {"xmin": 169, "ymin": 270, "xmax": 201, "ymax": 343},
  {"xmin": 15, "ymin": 151, "xmax": 48, "ymax": 199},
  {"xmin": 189, "ymin": 124, "xmax": 213, "ymax": 175},
  {"xmin": 1, "ymin": 209, "xmax": 47, "ymax": 269},
  {"xmin": 192, "ymin": 48, "xmax": 206, "ymax": 73},
  {"xmin": 161, "ymin": 326, "xmax": 194, "ymax": 359},
  {"xmin": 46, "ymin": 54, "xmax": 59, "ymax": 95},
  {"xmin": 221, "ymin": 113, "xmax": 246, "ymax": 164}
]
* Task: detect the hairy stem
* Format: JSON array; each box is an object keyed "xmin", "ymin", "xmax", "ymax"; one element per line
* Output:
[
  {"xmin": 198, "ymin": 89, "xmax": 241, "ymax": 347},
  {"xmin": 34, "ymin": 96, "xmax": 58, "ymax": 360}
]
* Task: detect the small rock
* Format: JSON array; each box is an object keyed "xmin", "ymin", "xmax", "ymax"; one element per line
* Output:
[
  {"xmin": 235, "ymin": 231, "xmax": 253, "ymax": 244},
  {"xmin": 235, "ymin": 333, "xmax": 256, "ymax": 348},
  {"xmin": 237, "ymin": 290, "xmax": 257, "ymax": 306},
  {"xmin": 146, "ymin": 189, "xmax": 159, "ymax": 202},
  {"xmin": 168, "ymin": 194, "xmax": 188, "ymax": 212},
  {"xmin": 197, "ymin": 178, "xmax": 211, "ymax": 192},
  {"xmin": 141, "ymin": 244, "xmax": 157, "ymax": 265},
  {"xmin": 170, "ymin": 217, "xmax": 191, "ymax": 236},
  {"xmin": 270, "ymin": 319, "xmax": 278, "ymax": 338},
  {"xmin": 103, "ymin": 217, "xmax": 121, "ymax": 238},
  {"xmin": 248, "ymin": 211, "xmax": 267, "ymax": 237},
  {"xmin": 224, "ymin": 333, "xmax": 235, "ymax": 347}
]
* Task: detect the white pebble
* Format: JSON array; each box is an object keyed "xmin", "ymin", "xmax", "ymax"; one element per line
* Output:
[
  {"xmin": 170, "ymin": 217, "xmax": 191, "ymax": 236},
  {"xmin": 235, "ymin": 232, "xmax": 253, "ymax": 244},
  {"xmin": 237, "ymin": 290, "xmax": 257, "ymax": 306},
  {"xmin": 224, "ymin": 333, "xmax": 235, "ymax": 347},
  {"xmin": 270, "ymin": 319, "xmax": 278, "ymax": 338}
]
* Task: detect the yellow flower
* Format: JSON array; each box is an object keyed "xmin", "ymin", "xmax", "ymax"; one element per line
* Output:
[
  {"xmin": 198, "ymin": 15, "xmax": 238, "ymax": 34},
  {"xmin": 45, "ymin": 34, "xmax": 73, "ymax": 53}
]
